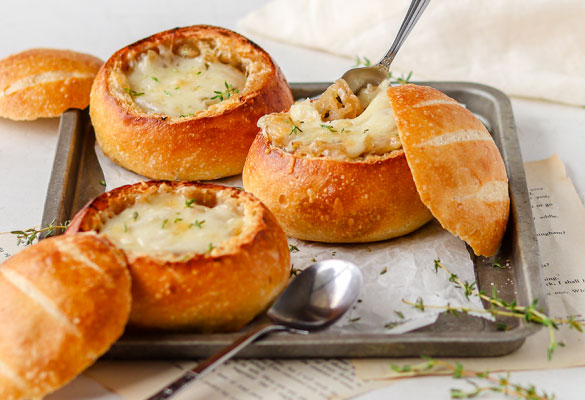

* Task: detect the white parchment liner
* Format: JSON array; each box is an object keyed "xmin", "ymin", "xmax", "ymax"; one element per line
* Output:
[{"xmin": 96, "ymin": 145, "xmax": 488, "ymax": 333}]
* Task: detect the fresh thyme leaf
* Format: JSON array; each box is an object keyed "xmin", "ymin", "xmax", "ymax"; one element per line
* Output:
[
  {"xmin": 123, "ymin": 223, "xmax": 128, "ymax": 233},
  {"xmin": 123, "ymin": 87, "xmax": 144, "ymax": 97},
  {"xmin": 331, "ymin": 251, "xmax": 336, "ymax": 256},
  {"xmin": 289, "ymin": 122, "xmax": 303, "ymax": 135},
  {"xmin": 290, "ymin": 267, "xmax": 302, "ymax": 277},
  {"xmin": 394, "ymin": 310, "xmax": 405, "ymax": 319},
  {"xmin": 163, "ymin": 90, "xmax": 171, "ymax": 96},
  {"xmin": 179, "ymin": 113, "xmax": 194, "ymax": 118},
  {"xmin": 380, "ymin": 266, "xmax": 388, "ymax": 275},
  {"xmin": 349, "ymin": 317, "xmax": 361, "ymax": 323},
  {"xmin": 233, "ymin": 186, "xmax": 244, "ymax": 191},
  {"xmin": 320, "ymin": 124, "xmax": 337, "ymax": 133},
  {"xmin": 492, "ymin": 257, "xmax": 505, "ymax": 269},
  {"xmin": 354, "ymin": 56, "xmax": 372, "ymax": 67},
  {"xmin": 207, "ymin": 242, "xmax": 215, "ymax": 253},
  {"xmin": 191, "ymin": 220, "xmax": 205, "ymax": 229},
  {"xmin": 210, "ymin": 81, "xmax": 239, "ymax": 101},
  {"xmin": 384, "ymin": 321, "xmax": 403, "ymax": 329},
  {"xmin": 151, "ymin": 76, "xmax": 159, "ymax": 82},
  {"xmin": 363, "ymin": 128, "xmax": 369, "ymax": 134},
  {"xmin": 175, "ymin": 86, "xmax": 180, "ymax": 90},
  {"xmin": 289, "ymin": 244, "xmax": 299, "ymax": 252},
  {"xmin": 174, "ymin": 217, "xmax": 183, "ymax": 223},
  {"xmin": 99, "ymin": 179, "xmax": 106, "ymax": 187},
  {"xmin": 161, "ymin": 219, "xmax": 168, "ymax": 229},
  {"xmin": 496, "ymin": 322, "xmax": 509, "ymax": 331},
  {"xmin": 132, "ymin": 211, "xmax": 139, "ymax": 220},
  {"xmin": 185, "ymin": 199, "xmax": 196, "ymax": 208},
  {"xmin": 197, "ymin": 71, "xmax": 202, "ymax": 75},
  {"xmin": 311, "ymin": 257, "xmax": 316, "ymax": 262}
]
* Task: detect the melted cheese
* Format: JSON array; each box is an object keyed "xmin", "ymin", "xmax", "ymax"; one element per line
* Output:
[
  {"xmin": 100, "ymin": 192, "xmax": 244, "ymax": 254},
  {"xmin": 260, "ymin": 80, "xmax": 401, "ymax": 160},
  {"xmin": 126, "ymin": 47, "xmax": 246, "ymax": 117}
]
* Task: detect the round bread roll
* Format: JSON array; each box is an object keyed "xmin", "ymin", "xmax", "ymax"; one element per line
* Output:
[
  {"xmin": 90, "ymin": 25, "xmax": 294, "ymax": 181},
  {"xmin": 0, "ymin": 48, "xmax": 102, "ymax": 120},
  {"xmin": 0, "ymin": 233, "xmax": 131, "ymax": 400},
  {"xmin": 67, "ymin": 180, "xmax": 291, "ymax": 332},
  {"xmin": 243, "ymin": 80, "xmax": 433, "ymax": 243},
  {"xmin": 388, "ymin": 84, "xmax": 509, "ymax": 257}
]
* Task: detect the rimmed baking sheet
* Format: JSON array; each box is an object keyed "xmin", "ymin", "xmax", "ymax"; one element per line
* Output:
[{"xmin": 42, "ymin": 82, "xmax": 545, "ymax": 358}]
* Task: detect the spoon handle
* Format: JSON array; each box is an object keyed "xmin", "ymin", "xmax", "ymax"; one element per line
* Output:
[
  {"xmin": 379, "ymin": 0, "xmax": 431, "ymax": 69},
  {"xmin": 145, "ymin": 323, "xmax": 291, "ymax": 400}
]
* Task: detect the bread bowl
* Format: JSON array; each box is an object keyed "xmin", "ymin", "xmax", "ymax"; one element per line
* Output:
[
  {"xmin": 0, "ymin": 48, "xmax": 102, "ymax": 120},
  {"xmin": 0, "ymin": 233, "xmax": 130, "ymax": 400},
  {"xmin": 90, "ymin": 25, "xmax": 294, "ymax": 181},
  {"xmin": 243, "ymin": 80, "xmax": 509, "ymax": 256},
  {"xmin": 67, "ymin": 180, "xmax": 290, "ymax": 332},
  {"xmin": 243, "ymin": 79, "xmax": 433, "ymax": 243}
]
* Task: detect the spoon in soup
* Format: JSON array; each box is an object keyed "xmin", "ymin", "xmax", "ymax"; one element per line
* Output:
[
  {"xmin": 147, "ymin": 259, "xmax": 363, "ymax": 400},
  {"xmin": 341, "ymin": 0, "xmax": 431, "ymax": 94}
]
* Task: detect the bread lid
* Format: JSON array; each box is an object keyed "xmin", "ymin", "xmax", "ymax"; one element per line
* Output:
[
  {"xmin": 0, "ymin": 233, "xmax": 131, "ymax": 399},
  {"xmin": 388, "ymin": 84, "xmax": 509, "ymax": 257}
]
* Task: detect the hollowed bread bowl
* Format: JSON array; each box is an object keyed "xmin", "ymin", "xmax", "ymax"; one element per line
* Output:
[
  {"xmin": 67, "ymin": 181, "xmax": 290, "ymax": 332},
  {"xmin": 243, "ymin": 81, "xmax": 509, "ymax": 257},
  {"xmin": 90, "ymin": 25, "xmax": 294, "ymax": 180}
]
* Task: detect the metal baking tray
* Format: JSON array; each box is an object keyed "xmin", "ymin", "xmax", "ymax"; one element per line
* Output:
[{"xmin": 42, "ymin": 82, "xmax": 545, "ymax": 358}]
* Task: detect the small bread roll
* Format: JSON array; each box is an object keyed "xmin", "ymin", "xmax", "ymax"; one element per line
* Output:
[
  {"xmin": 388, "ymin": 84, "xmax": 509, "ymax": 257},
  {"xmin": 67, "ymin": 181, "xmax": 291, "ymax": 332},
  {"xmin": 0, "ymin": 233, "xmax": 131, "ymax": 400},
  {"xmin": 90, "ymin": 25, "xmax": 294, "ymax": 180},
  {"xmin": 0, "ymin": 48, "xmax": 102, "ymax": 120}
]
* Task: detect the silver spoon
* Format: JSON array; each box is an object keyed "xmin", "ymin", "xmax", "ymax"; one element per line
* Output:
[
  {"xmin": 342, "ymin": 0, "xmax": 431, "ymax": 94},
  {"xmin": 147, "ymin": 259, "xmax": 363, "ymax": 400}
]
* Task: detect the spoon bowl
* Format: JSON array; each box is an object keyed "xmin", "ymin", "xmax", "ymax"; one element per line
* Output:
[
  {"xmin": 148, "ymin": 259, "xmax": 363, "ymax": 400},
  {"xmin": 342, "ymin": 0, "xmax": 430, "ymax": 94},
  {"xmin": 268, "ymin": 259, "xmax": 364, "ymax": 330}
]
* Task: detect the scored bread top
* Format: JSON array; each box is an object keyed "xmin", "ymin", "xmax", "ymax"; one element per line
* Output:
[
  {"xmin": 388, "ymin": 84, "xmax": 509, "ymax": 257},
  {"xmin": 0, "ymin": 233, "xmax": 131, "ymax": 400},
  {"xmin": 0, "ymin": 48, "xmax": 102, "ymax": 120}
]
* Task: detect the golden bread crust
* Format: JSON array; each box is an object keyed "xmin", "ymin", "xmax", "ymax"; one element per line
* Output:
[
  {"xmin": 388, "ymin": 84, "xmax": 509, "ymax": 257},
  {"xmin": 0, "ymin": 233, "xmax": 130, "ymax": 400},
  {"xmin": 90, "ymin": 25, "xmax": 293, "ymax": 180},
  {"xmin": 67, "ymin": 181, "xmax": 290, "ymax": 332},
  {"xmin": 243, "ymin": 134, "xmax": 433, "ymax": 243},
  {"xmin": 0, "ymin": 48, "xmax": 102, "ymax": 120}
]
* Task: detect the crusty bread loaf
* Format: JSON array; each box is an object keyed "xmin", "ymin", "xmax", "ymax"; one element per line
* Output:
[
  {"xmin": 243, "ymin": 135, "xmax": 433, "ymax": 242},
  {"xmin": 388, "ymin": 84, "xmax": 509, "ymax": 257},
  {"xmin": 90, "ymin": 25, "xmax": 294, "ymax": 181},
  {"xmin": 0, "ymin": 233, "xmax": 131, "ymax": 400},
  {"xmin": 0, "ymin": 48, "xmax": 102, "ymax": 120},
  {"xmin": 67, "ymin": 181, "xmax": 291, "ymax": 332}
]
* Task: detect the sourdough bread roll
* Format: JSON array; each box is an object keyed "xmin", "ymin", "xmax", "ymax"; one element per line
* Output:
[
  {"xmin": 90, "ymin": 25, "xmax": 294, "ymax": 180},
  {"xmin": 388, "ymin": 84, "xmax": 509, "ymax": 257},
  {"xmin": 67, "ymin": 181, "xmax": 290, "ymax": 332},
  {"xmin": 0, "ymin": 233, "xmax": 131, "ymax": 400},
  {"xmin": 0, "ymin": 48, "xmax": 102, "ymax": 120}
]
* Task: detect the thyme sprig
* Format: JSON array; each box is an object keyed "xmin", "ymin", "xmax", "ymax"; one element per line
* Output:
[
  {"xmin": 210, "ymin": 81, "xmax": 239, "ymax": 101},
  {"xmin": 11, "ymin": 219, "xmax": 71, "ymax": 246},
  {"xmin": 392, "ymin": 357, "xmax": 555, "ymax": 400},
  {"xmin": 354, "ymin": 56, "xmax": 372, "ymax": 67},
  {"xmin": 404, "ymin": 259, "xmax": 585, "ymax": 360},
  {"xmin": 388, "ymin": 70, "xmax": 413, "ymax": 85}
]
